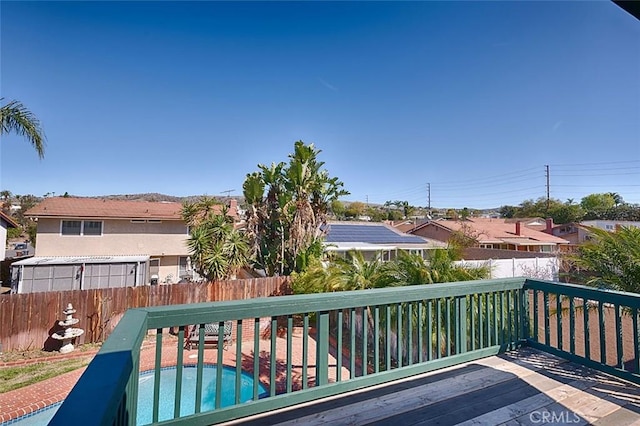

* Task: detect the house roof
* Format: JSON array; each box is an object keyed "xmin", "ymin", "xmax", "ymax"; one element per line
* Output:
[
  {"xmin": 325, "ymin": 221, "xmax": 445, "ymax": 248},
  {"xmin": 25, "ymin": 197, "xmax": 237, "ymax": 221},
  {"xmin": 0, "ymin": 211, "xmax": 19, "ymax": 228},
  {"xmin": 26, "ymin": 197, "xmax": 184, "ymax": 220},
  {"xmin": 411, "ymin": 218, "xmax": 569, "ymax": 246}
]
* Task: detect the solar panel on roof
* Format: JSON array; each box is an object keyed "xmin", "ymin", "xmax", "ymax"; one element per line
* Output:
[{"xmin": 325, "ymin": 224, "xmax": 426, "ymax": 244}]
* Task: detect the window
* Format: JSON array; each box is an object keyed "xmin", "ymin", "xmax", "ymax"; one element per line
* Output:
[
  {"xmin": 83, "ymin": 221, "xmax": 103, "ymax": 235},
  {"xmin": 61, "ymin": 220, "xmax": 103, "ymax": 236},
  {"xmin": 61, "ymin": 220, "xmax": 81, "ymax": 235}
]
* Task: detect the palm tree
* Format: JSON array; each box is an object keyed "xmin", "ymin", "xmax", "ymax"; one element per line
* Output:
[
  {"xmin": 182, "ymin": 198, "xmax": 251, "ymax": 281},
  {"xmin": 0, "ymin": 98, "xmax": 46, "ymax": 158},
  {"xmin": 570, "ymin": 226, "xmax": 640, "ymax": 293}
]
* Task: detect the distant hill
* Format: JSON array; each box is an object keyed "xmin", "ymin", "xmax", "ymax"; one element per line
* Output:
[{"xmin": 94, "ymin": 193, "xmax": 244, "ymax": 205}]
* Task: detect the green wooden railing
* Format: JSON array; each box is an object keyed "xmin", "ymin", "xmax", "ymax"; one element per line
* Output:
[
  {"xmin": 524, "ymin": 278, "xmax": 640, "ymax": 386},
  {"xmin": 51, "ymin": 277, "xmax": 640, "ymax": 425}
]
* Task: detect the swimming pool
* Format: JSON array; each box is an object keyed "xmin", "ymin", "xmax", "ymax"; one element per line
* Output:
[{"xmin": 3, "ymin": 365, "xmax": 267, "ymax": 425}]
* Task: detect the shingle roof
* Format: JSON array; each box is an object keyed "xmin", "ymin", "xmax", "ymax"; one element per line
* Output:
[
  {"xmin": 25, "ymin": 197, "xmax": 185, "ymax": 220},
  {"xmin": 325, "ymin": 222, "xmax": 434, "ymax": 245},
  {"xmin": 0, "ymin": 210, "xmax": 19, "ymax": 228}
]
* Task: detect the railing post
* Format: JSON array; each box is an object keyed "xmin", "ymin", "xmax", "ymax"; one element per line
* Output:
[{"xmin": 315, "ymin": 310, "xmax": 330, "ymax": 386}]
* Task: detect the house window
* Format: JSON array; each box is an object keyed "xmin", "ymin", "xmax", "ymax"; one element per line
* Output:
[
  {"xmin": 83, "ymin": 221, "xmax": 103, "ymax": 236},
  {"xmin": 61, "ymin": 220, "xmax": 102, "ymax": 236},
  {"xmin": 61, "ymin": 220, "xmax": 82, "ymax": 235}
]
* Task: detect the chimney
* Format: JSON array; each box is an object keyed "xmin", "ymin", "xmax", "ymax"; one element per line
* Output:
[
  {"xmin": 228, "ymin": 199, "xmax": 238, "ymax": 216},
  {"xmin": 515, "ymin": 221, "xmax": 522, "ymax": 236},
  {"xmin": 545, "ymin": 218, "xmax": 554, "ymax": 234}
]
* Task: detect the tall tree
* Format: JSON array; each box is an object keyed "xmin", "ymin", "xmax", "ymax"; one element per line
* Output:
[
  {"xmin": 243, "ymin": 141, "xmax": 349, "ymax": 276},
  {"xmin": 0, "ymin": 98, "xmax": 46, "ymax": 158}
]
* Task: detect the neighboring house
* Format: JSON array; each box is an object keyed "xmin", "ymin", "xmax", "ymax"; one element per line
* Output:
[
  {"xmin": 551, "ymin": 220, "xmax": 640, "ymax": 245},
  {"xmin": 324, "ymin": 221, "xmax": 446, "ymax": 261},
  {"xmin": 0, "ymin": 211, "xmax": 19, "ymax": 261},
  {"xmin": 409, "ymin": 218, "xmax": 569, "ymax": 253},
  {"xmin": 13, "ymin": 197, "xmax": 238, "ymax": 293}
]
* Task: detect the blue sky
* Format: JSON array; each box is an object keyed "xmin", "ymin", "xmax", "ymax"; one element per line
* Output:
[{"xmin": 1, "ymin": 1, "xmax": 638, "ymax": 209}]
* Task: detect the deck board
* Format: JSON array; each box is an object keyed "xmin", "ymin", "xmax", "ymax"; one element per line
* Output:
[{"xmin": 227, "ymin": 348, "xmax": 640, "ymax": 426}]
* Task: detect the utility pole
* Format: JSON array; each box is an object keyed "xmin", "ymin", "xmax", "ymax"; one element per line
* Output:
[
  {"xmin": 221, "ymin": 189, "xmax": 234, "ymax": 199},
  {"xmin": 366, "ymin": 195, "xmax": 369, "ymax": 207},
  {"xmin": 427, "ymin": 183, "xmax": 431, "ymax": 217},
  {"xmin": 545, "ymin": 165, "xmax": 550, "ymax": 213}
]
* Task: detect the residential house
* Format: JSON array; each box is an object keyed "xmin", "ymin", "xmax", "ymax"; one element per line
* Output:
[
  {"xmin": 409, "ymin": 218, "xmax": 569, "ymax": 253},
  {"xmin": 12, "ymin": 197, "xmax": 238, "ymax": 293},
  {"xmin": 324, "ymin": 221, "xmax": 446, "ymax": 261},
  {"xmin": 0, "ymin": 210, "xmax": 19, "ymax": 261},
  {"xmin": 550, "ymin": 220, "xmax": 640, "ymax": 245}
]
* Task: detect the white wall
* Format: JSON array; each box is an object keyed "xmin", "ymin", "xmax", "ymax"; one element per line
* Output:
[{"xmin": 455, "ymin": 257, "xmax": 560, "ymax": 281}]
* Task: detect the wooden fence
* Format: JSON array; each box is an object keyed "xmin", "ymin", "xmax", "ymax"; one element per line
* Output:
[{"xmin": 0, "ymin": 277, "xmax": 291, "ymax": 352}]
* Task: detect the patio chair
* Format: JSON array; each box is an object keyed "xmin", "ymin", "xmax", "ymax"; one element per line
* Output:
[{"xmin": 185, "ymin": 321, "xmax": 233, "ymax": 350}]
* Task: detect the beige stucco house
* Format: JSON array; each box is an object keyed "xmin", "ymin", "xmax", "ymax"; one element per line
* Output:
[{"xmin": 14, "ymin": 197, "xmax": 237, "ymax": 292}]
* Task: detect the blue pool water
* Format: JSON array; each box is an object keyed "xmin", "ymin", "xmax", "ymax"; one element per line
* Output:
[{"xmin": 3, "ymin": 365, "xmax": 266, "ymax": 426}]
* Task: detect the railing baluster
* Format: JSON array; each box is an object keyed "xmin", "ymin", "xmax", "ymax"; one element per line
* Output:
[
  {"xmin": 216, "ymin": 322, "xmax": 224, "ymax": 408},
  {"xmin": 506, "ymin": 292, "xmax": 512, "ymax": 350},
  {"xmin": 436, "ymin": 299, "xmax": 442, "ymax": 358},
  {"xmin": 426, "ymin": 301, "xmax": 432, "ymax": 361},
  {"xmin": 569, "ymin": 298, "xmax": 576, "ymax": 355},
  {"xmin": 350, "ymin": 308, "xmax": 356, "ymax": 378},
  {"xmin": 195, "ymin": 324, "xmax": 205, "ymax": 413},
  {"xmin": 556, "ymin": 294, "xmax": 563, "ymax": 351},
  {"xmin": 599, "ymin": 301, "xmax": 606, "ymax": 364},
  {"xmin": 633, "ymin": 308, "xmax": 639, "ymax": 373},
  {"xmin": 417, "ymin": 302, "xmax": 424, "ymax": 362},
  {"xmin": 385, "ymin": 305, "xmax": 392, "ymax": 370},
  {"xmin": 511, "ymin": 290, "xmax": 522, "ymax": 342},
  {"xmin": 485, "ymin": 293, "xmax": 491, "ymax": 348},
  {"xmin": 374, "ymin": 306, "xmax": 380, "ymax": 373},
  {"xmin": 460, "ymin": 296, "xmax": 467, "ymax": 353},
  {"xmin": 493, "ymin": 292, "xmax": 498, "ymax": 348},
  {"xmin": 615, "ymin": 304, "xmax": 623, "ymax": 370},
  {"xmin": 446, "ymin": 298, "xmax": 451, "ymax": 357},
  {"xmin": 584, "ymin": 298, "xmax": 591, "ymax": 361},
  {"xmin": 478, "ymin": 294, "xmax": 483, "ymax": 348},
  {"xmin": 235, "ymin": 320, "xmax": 243, "ymax": 405},
  {"xmin": 270, "ymin": 317, "xmax": 277, "ymax": 397},
  {"xmin": 303, "ymin": 313, "xmax": 310, "ymax": 387},
  {"xmin": 253, "ymin": 318, "xmax": 260, "ymax": 400},
  {"xmin": 175, "ymin": 325, "xmax": 185, "ymax": 418},
  {"xmin": 407, "ymin": 303, "xmax": 413, "ymax": 364},
  {"xmin": 362, "ymin": 307, "xmax": 368, "ymax": 376},
  {"xmin": 153, "ymin": 328, "xmax": 163, "ymax": 423},
  {"xmin": 521, "ymin": 288, "xmax": 529, "ymax": 342},
  {"xmin": 397, "ymin": 303, "xmax": 403, "ymax": 365},
  {"xmin": 470, "ymin": 295, "xmax": 476, "ymax": 351},
  {"xmin": 287, "ymin": 315, "xmax": 293, "ymax": 391},
  {"xmin": 454, "ymin": 297, "xmax": 460, "ymax": 354},
  {"xmin": 544, "ymin": 292, "xmax": 550, "ymax": 346},
  {"xmin": 533, "ymin": 290, "xmax": 539, "ymax": 342},
  {"xmin": 499, "ymin": 292, "xmax": 505, "ymax": 346}
]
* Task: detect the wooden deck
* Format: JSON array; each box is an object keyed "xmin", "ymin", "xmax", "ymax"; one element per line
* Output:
[{"xmin": 229, "ymin": 348, "xmax": 640, "ymax": 426}]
